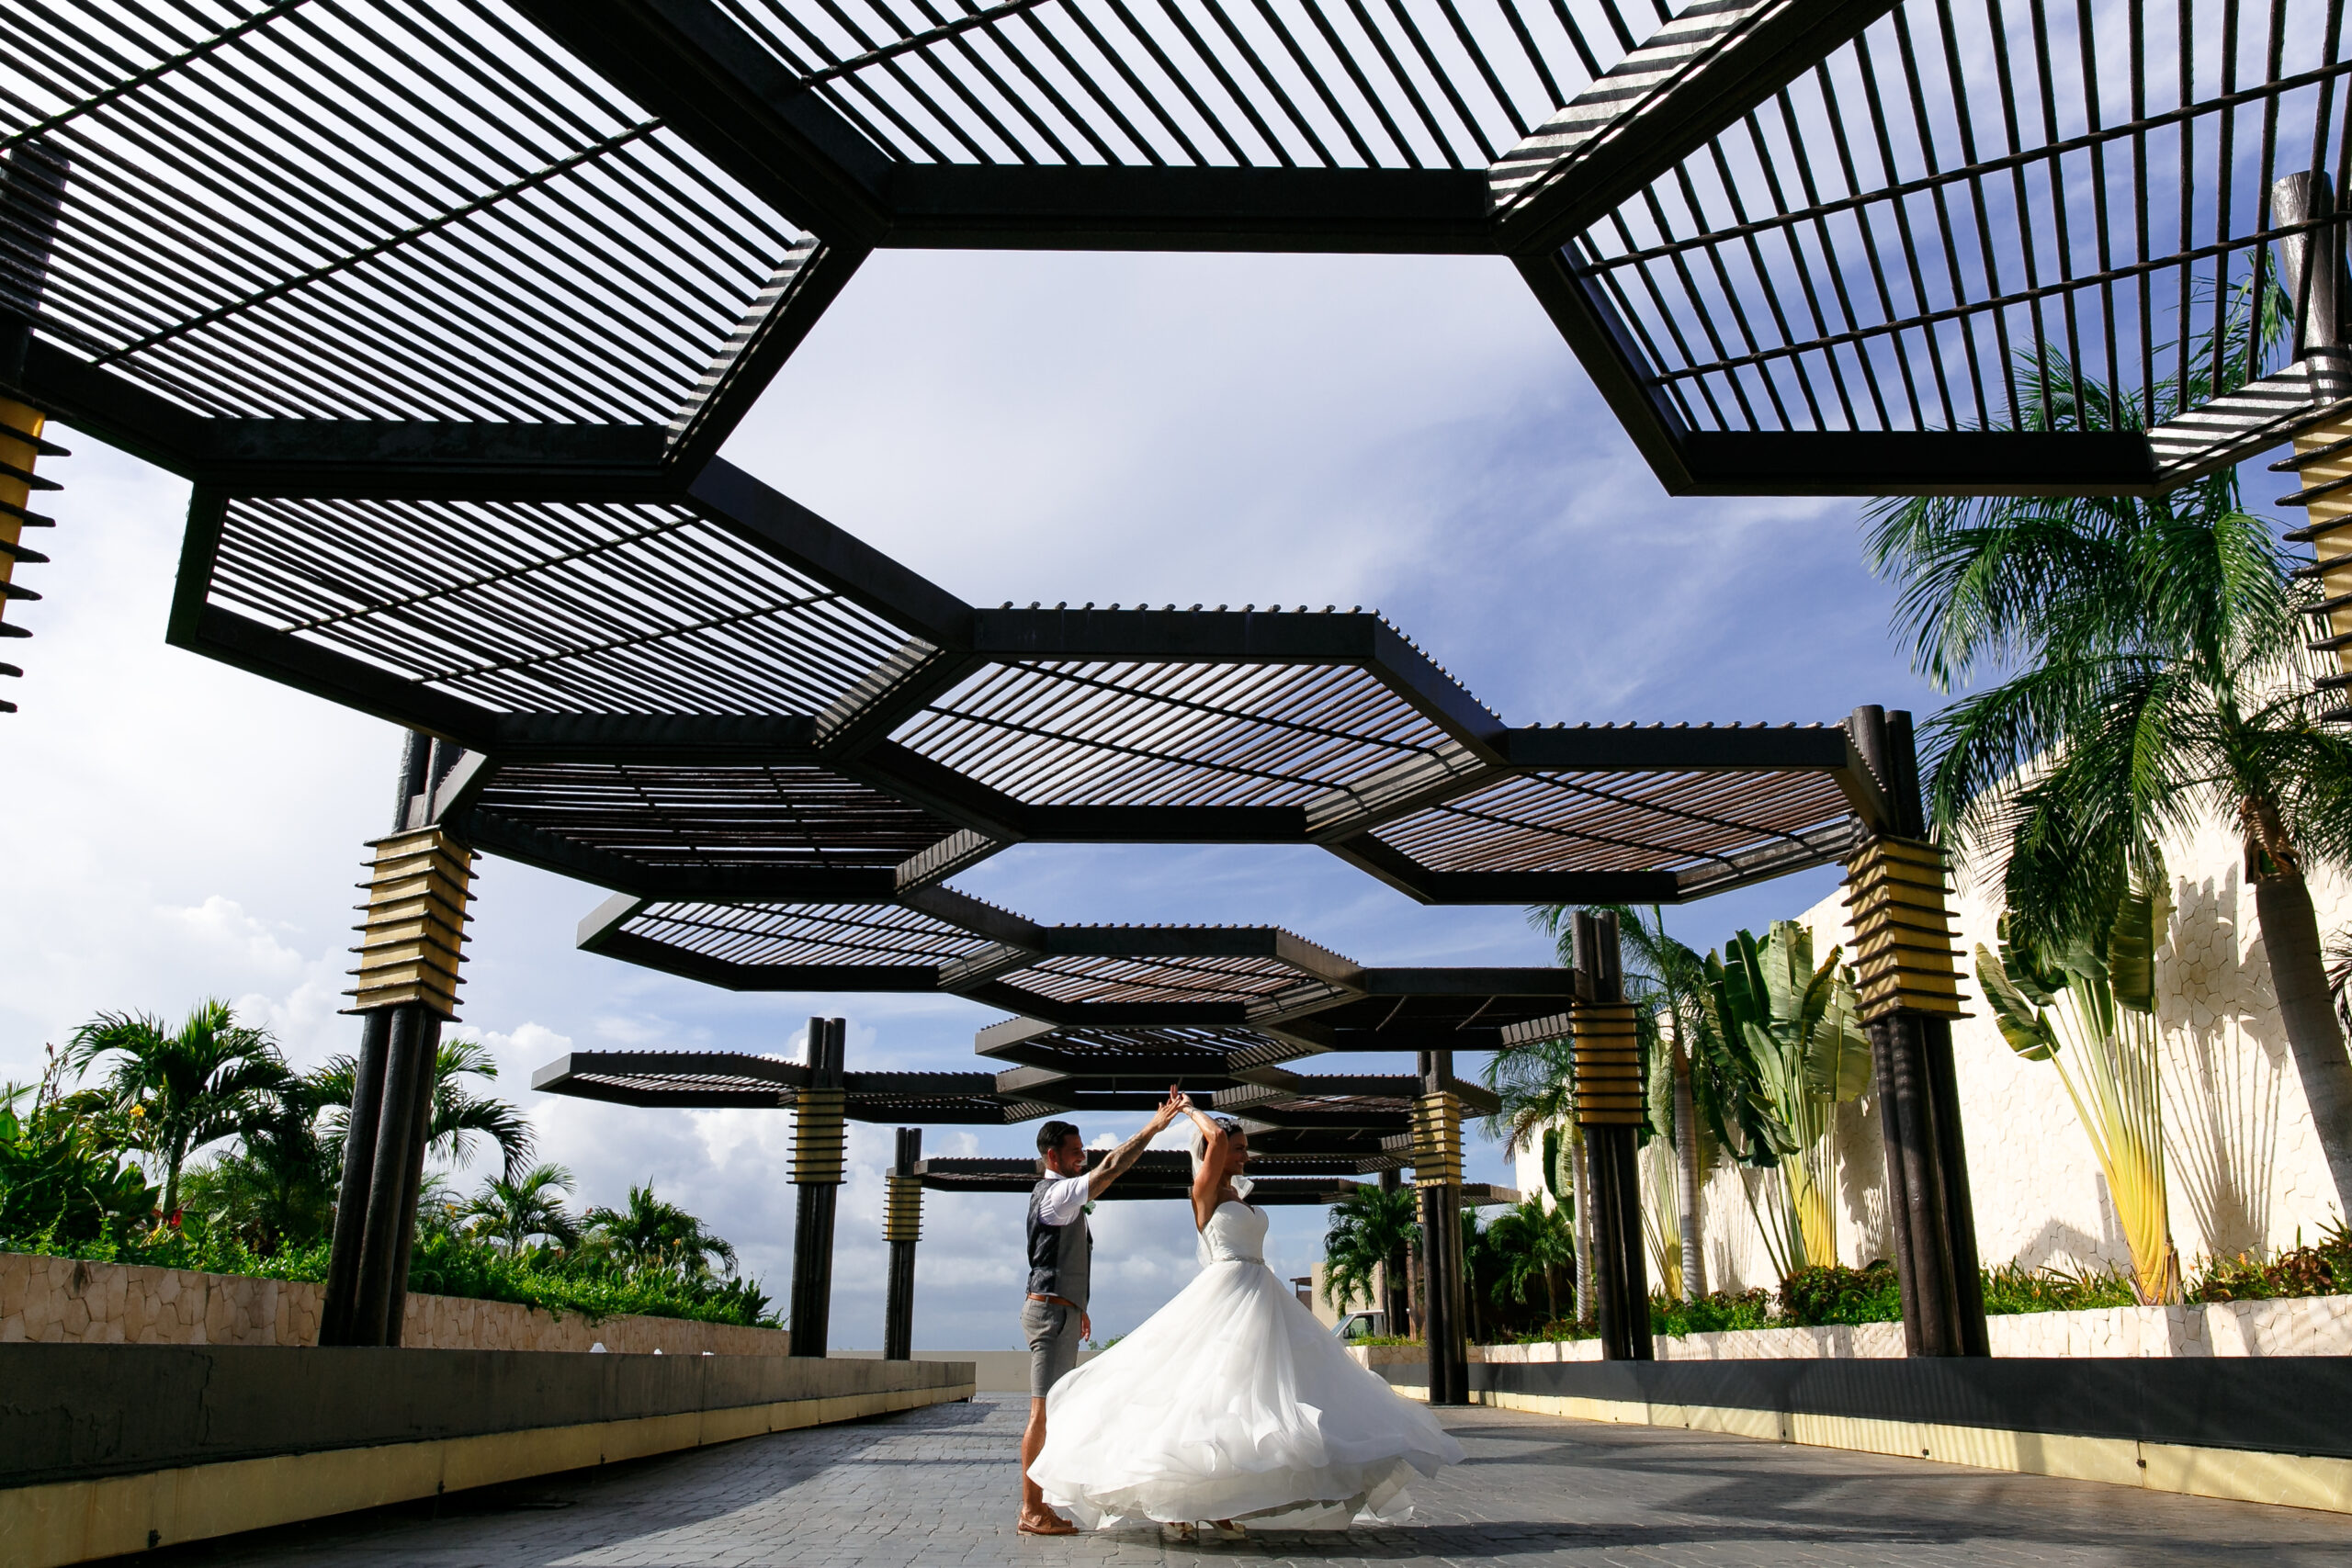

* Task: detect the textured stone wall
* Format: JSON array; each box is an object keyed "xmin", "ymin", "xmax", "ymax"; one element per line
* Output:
[
  {"xmin": 0, "ymin": 1251, "xmax": 788, "ymax": 1355},
  {"xmin": 1460, "ymin": 1295, "xmax": 2351, "ymax": 1363},
  {"xmin": 1514, "ymin": 811, "xmax": 2348, "ymax": 1293}
]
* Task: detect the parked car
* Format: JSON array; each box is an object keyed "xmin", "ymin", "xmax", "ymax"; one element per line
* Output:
[{"xmin": 1329, "ymin": 1309, "xmax": 1388, "ymax": 1341}]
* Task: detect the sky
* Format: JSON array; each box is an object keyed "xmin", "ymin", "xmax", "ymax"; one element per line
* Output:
[{"xmin": 0, "ymin": 245, "xmax": 1950, "ymax": 1348}]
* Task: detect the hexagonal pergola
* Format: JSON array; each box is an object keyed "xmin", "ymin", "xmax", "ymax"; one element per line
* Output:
[
  {"xmin": 6, "ymin": 0, "xmax": 2341, "ymax": 529},
  {"xmin": 3, "ymin": 0, "xmax": 2110, "ymax": 1369}
]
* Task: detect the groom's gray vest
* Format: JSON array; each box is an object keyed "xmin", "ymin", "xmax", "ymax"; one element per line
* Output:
[{"xmin": 1026, "ymin": 1179, "xmax": 1091, "ymax": 1307}]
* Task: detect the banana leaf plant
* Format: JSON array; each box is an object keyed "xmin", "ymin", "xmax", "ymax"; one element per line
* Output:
[
  {"xmin": 1975, "ymin": 848, "xmax": 2180, "ymax": 1303},
  {"xmin": 1705, "ymin": 921, "xmax": 1871, "ymax": 1279}
]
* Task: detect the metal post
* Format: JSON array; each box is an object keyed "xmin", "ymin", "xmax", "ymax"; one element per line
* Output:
[
  {"xmin": 883, "ymin": 1126, "xmax": 922, "ymax": 1361},
  {"xmin": 789, "ymin": 1016, "xmax": 847, "ymax": 1357},
  {"xmin": 1413, "ymin": 1049, "xmax": 1465, "ymax": 1404},
  {"xmin": 1847, "ymin": 706, "xmax": 1985, "ymax": 1357},
  {"xmin": 349, "ymin": 1002, "xmax": 431, "ymax": 1346},
  {"xmin": 318, "ymin": 1009, "xmax": 390, "ymax": 1346},
  {"xmin": 322, "ymin": 732, "xmax": 432, "ymax": 1348},
  {"xmin": 0, "ymin": 141, "xmax": 68, "ymax": 714},
  {"xmin": 1573, "ymin": 910, "xmax": 1651, "ymax": 1360},
  {"xmin": 384, "ymin": 1011, "xmax": 444, "ymax": 1347}
]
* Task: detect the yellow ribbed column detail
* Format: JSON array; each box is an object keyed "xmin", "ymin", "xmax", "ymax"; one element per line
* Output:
[
  {"xmin": 1409, "ymin": 1090, "xmax": 1462, "ymax": 1187},
  {"xmin": 1568, "ymin": 1001, "xmax": 1643, "ymax": 1125},
  {"xmin": 883, "ymin": 1172, "xmax": 923, "ymax": 1243},
  {"xmin": 1842, "ymin": 835, "xmax": 1966, "ymax": 1022},
  {"xmin": 346, "ymin": 828, "xmax": 474, "ymax": 1019},
  {"xmin": 792, "ymin": 1089, "xmax": 848, "ymax": 1185}
]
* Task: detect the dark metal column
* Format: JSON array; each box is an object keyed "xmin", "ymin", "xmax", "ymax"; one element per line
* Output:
[
  {"xmin": 788, "ymin": 1016, "xmax": 847, "ymax": 1357},
  {"xmin": 322, "ymin": 733, "xmax": 429, "ymax": 1348},
  {"xmin": 1413, "ymin": 1049, "xmax": 1466, "ymax": 1404},
  {"xmin": 321, "ymin": 732, "xmax": 477, "ymax": 1348},
  {"xmin": 318, "ymin": 1008, "xmax": 390, "ymax": 1346},
  {"xmin": 1847, "ymin": 705, "xmax": 1987, "ymax": 1357},
  {"xmin": 348, "ymin": 1002, "xmax": 433, "ymax": 1347},
  {"xmin": 883, "ymin": 1126, "xmax": 922, "ymax": 1361},
  {"xmin": 1573, "ymin": 910, "xmax": 1652, "ymax": 1361}
]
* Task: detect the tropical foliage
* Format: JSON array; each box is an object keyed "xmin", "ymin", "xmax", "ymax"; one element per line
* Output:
[
  {"xmin": 1482, "ymin": 1196, "xmax": 1576, "ymax": 1323},
  {"xmin": 66, "ymin": 1000, "xmax": 292, "ymax": 1217},
  {"xmin": 2, "ymin": 1004, "xmax": 775, "ymax": 1328},
  {"xmin": 1976, "ymin": 849, "xmax": 2182, "ymax": 1303},
  {"xmin": 0, "ymin": 1049, "xmax": 155, "ymax": 1247},
  {"xmin": 461, "ymin": 1162, "xmax": 582, "ymax": 1253},
  {"xmin": 1704, "ymin": 923, "xmax": 1871, "ymax": 1278},
  {"xmin": 1865, "ymin": 292, "xmax": 2352, "ymax": 1218},
  {"xmin": 582, "ymin": 1183, "xmax": 739, "ymax": 1280},
  {"xmin": 1320, "ymin": 1180, "xmax": 1418, "ymax": 1329}
]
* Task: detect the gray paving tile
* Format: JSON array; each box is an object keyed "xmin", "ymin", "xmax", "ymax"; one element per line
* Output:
[{"xmin": 124, "ymin": 1393, "xmax": 2351, "ymax": 1567}]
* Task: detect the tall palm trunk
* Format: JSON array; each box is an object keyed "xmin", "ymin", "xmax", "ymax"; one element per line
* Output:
[
  {"xmin": 2252, "ymin": 871, "xmax": 2352, "ymax": 1215},
  {"xmin": 1571, "ymin": 1133, "xmax": 1594, "ymax": 1324},
  {"xmin": 1673, "ymin": 1044, "xmax": 1705, "ymax": 1297}
]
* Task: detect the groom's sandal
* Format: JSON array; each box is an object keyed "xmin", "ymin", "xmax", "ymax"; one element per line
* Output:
[{"xmin": 1018, "ymin": 1512, "xmax": 1079, "ymax": 1536}]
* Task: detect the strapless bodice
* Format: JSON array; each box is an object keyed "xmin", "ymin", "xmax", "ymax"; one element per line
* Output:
[{"xmin": 1200, "ymin": 1200, "xmax": 1268, "ymax": 1264}]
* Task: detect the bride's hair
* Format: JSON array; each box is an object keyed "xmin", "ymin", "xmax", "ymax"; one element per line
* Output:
[{"xmin": 1189, "ymin": 1115, "xmax": 1243, "ymax": 1178}]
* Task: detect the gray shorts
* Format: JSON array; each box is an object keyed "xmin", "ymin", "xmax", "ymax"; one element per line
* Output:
[{"xmin": 1022, "ymin": 1298, "xmax": 1081, "ymax": 1399}]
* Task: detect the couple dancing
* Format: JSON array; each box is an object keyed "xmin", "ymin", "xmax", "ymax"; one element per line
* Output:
[{"xmin": 1017, "ymin": 1088, "xmax": 1463, "ymax": 1540}]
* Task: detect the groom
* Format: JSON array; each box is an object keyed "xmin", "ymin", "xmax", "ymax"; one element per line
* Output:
[{"xmin": 1017, "ymin": 1093, "xmax": 1187, "ymax": 1535}]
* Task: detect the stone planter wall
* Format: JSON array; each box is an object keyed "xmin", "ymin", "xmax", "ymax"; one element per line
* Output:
[
  {"xmin": 1444, "ymin": 1293, "xmax": 2352, "ymax": 1364},
  {"xmin": 0, "ymin": 1251, "xmax": 789, "ymax": 1355}
]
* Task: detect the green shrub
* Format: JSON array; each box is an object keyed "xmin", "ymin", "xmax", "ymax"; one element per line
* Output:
[
  {"xmin": 1511, "ymin": 1316, "xmax": 1598, "ymax": 1344},
  {"xmin": 2188, "ymin": 1223, "xmax": 2352, "ymax": 1303},
  {"xmin": 1655, "ymin": 1287, "xmax": 1775, "ymax": 1336},
  {"xmin": 1980, "ymin": 1261, "xmax": 2137, "ymax": 1314},
  {"xmin": 1780, "ymin": 1261, "xmax": 1902, "ymax": 1325},
  {"xmin": 4, "ymin": 1222, "xmax": 775, "ymax": 1329}
]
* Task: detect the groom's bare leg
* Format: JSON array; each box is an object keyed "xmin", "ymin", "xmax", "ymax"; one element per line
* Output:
[{"xmin": 1018, "ymin": 1398, "xmax": 1069, "ymax": 1530}]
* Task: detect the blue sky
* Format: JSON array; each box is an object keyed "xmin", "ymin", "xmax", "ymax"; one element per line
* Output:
[{"xmin": 0, "ymin": 246, "xmax": 1947, "ymax": 1348}]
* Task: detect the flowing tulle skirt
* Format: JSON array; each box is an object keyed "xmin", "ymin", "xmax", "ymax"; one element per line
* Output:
[{"xmin": 1026, "ymin": 1259, "xmax": 1464, "ymax": 1529}]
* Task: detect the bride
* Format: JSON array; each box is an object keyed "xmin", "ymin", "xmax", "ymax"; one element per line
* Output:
[{"xmin": 1026, "ymin": 1089, "xmax": 1464, "ymax": 1539}]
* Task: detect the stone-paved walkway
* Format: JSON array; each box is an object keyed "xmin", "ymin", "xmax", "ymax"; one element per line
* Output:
[{"xmin": 130, "ymin": 1393, "xmax": 2352, "ymax": 1567}]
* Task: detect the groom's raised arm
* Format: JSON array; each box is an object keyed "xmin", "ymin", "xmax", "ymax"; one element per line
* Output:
[{"xmin": 1087, "ymin": 1097, "xmax": 1181, "ymax": 1198}]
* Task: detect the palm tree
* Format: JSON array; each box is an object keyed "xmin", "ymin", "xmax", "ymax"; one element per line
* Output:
[
  {"xmin": 179, "ymin": 1075, "xmax": 339, "ymax": 1254},
  {"xmin": 1483, "ymin": 1196, "xmax": 1576, "ymax": 1325},
  {"xmin": 582, "ymin": 1183, "xmax": 737, "ymax": 1279},
  {"xmin": 463, "ymin": 1162, "xmax": 581, "ymax": 1254},
  {"xmin": 1524, "ymin": 905, "xmax": 1781, "ymax": 1300},
  {"xmin": 67, "ymin": 1000, "xmax": 291, "ymax": 1217},
  {"xmin": 315, "ymin": 1036, "xmax": 534, "ymax": 1182},
  {"xmin": 1321, "ymin": 1181, "xmax": 1418, "ymax": 1332},
  {"xmin": 1479, "ymin": 1028, "xmax": 1589, "ymax": 1320},
  {"xmin": 1868, "ymin": 298, "xmax": 2352, "ymax": 1218}
]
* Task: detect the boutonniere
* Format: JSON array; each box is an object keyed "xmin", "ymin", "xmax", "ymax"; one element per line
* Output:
[{"xmin": 1083, "ymin": 1200, "xmax": 1097, "ymax": 1214}]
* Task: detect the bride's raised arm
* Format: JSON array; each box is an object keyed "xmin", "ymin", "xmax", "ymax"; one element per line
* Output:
[{"xmin": 1167, "ymin": 1087, "xmax": 1228, "ymax": 1233}]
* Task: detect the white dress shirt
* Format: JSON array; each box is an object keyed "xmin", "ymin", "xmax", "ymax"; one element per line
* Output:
[{"xmin": 1035, "ymin": 1170, "xmax": 1091, "ymax": 1227}]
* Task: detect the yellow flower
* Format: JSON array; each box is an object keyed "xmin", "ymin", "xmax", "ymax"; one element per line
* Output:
[{"xmin": 128, "ymin": 1104, "xmax": 146, "ymax": 1121}]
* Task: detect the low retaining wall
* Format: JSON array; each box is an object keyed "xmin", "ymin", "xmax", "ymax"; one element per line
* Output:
[
  {"xmin": 1458, "ymin": 1293, "xmax": 2352, "ymax": 1365},
  {"xmin": 0, "ymin": 1346, "xmax": 971, "ymax": 1567},
  {"xmin": 0, "ymin": 1251, "xmax": 789, "ymax": 1355},
  {"xmin": 1372, "ymin": 1355, "xmax": 2352, "ymax": 1514},
  {"xmin": 836, "ymin": 1348, "xmax": 1099, "ymax": 1393}
]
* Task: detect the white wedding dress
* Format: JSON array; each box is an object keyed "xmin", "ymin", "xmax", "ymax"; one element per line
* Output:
[{"xmin": 1026, "ymin": 1200, "xmax": 1464, "ymax": 1530}]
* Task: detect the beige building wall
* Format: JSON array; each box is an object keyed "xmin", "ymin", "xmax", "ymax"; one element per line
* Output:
[{"xmin": 1514, "ymin": 812, "xmax": 2348, "ymax": 1292}]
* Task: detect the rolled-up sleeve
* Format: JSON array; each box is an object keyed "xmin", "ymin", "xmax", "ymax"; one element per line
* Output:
[{"xmin": 1035, "ymin": 1171, "xmax": 1091, "ymax": 1226}]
